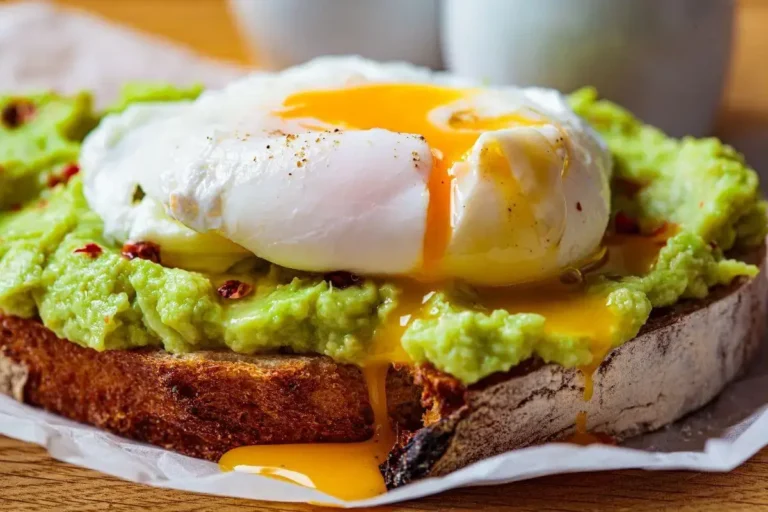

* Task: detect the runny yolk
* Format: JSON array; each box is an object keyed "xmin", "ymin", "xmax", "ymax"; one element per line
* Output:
[
  {"xmin": 218, "ymin": 225, "xmax": 671, "ymax": 500},
  {"xmin": 220, "ymin": 84, "xmax": 675, "ymax": 499},
  {"xmin": 219, "ymin": 363, "xmax": 395, "ymax": 501},
  {"xmin": 218, "ymin": 285, "xmax": 420, "ymax": 501},
  {"xmin": 277, "ymin": 83, "xmax": 544, "ymax": 275},
  {"xmin": 564, "ymin": 225, "xmax": 675, "ymax": 445}
]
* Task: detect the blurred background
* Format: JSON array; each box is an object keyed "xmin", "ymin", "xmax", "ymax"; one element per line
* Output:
[{"xmin": 13, "ymin": 0, "xmax": 768, "ymax": 188}]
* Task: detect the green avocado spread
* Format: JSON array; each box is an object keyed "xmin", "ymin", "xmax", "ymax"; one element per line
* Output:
[{"xmin": 0, "ymin": 85, "xmax": 764, "ymax": 384}]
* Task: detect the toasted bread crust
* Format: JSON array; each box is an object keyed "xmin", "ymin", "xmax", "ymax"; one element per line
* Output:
[
  {"xmin": 0, "ymin": 316, "xmax": 375, "ymax": 460},
  {"xmin": 384, "ymin": 244, "xmax": 768, "ymax": 486}
]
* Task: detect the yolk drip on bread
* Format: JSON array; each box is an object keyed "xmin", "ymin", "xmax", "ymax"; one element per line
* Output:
[
  {"xmin": 219, "ymin": 364, "xmax": 396, "ymax": 500},
  {"xmin": 219, "ymin": 224, "xmax": 673, "ymax": 500}
]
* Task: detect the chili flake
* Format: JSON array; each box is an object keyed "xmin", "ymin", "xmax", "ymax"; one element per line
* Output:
[
  {"xmin": 324, "ymin": 271, "xmax": 362, "ymax": 290},
  {"xmin": 121, "ymin": 241, "xmax": 161, "ymax": 263},
  {"xmin": 47, "ymin": 163, "xmax": 80, "ymax": 188},
  {"xmin": 74, "ymin": 243, "xmax": 102, "ymax": 258},
  {"xmin": 1, "ymin": 100, "xmax": 36, "ymax": 129},
  {"xmin": 217, "ymin": 280, "xmax": 253, "ymax": 299}
]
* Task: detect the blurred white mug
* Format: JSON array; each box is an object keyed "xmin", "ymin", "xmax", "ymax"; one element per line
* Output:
[
  {"xmin": 230, "ymin": 0, "xmax": 442, "ymax": 70},
  {"xmin": 442, "ymin": 0, "xmax": 735, "ymax": 137}
]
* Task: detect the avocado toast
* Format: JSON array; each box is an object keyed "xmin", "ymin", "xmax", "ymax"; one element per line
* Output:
[{"xmin": 0, "ymin": 59, "xmax": 766, "ymax": 499}]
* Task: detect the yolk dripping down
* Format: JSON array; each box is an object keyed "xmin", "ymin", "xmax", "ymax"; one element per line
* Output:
[
  {"xmin": 218, "ymin": 225, "xmax": 671, "ymax": 500},
  {"xmin": 277, "ymin": 83, "xmax": 546, "ymax": 276},
  {"xmin": 219, "ymin": 364, "xmax": 396, "ymax": 501},
  {"xmin": 220, "ymin": 84, "xmax": 675, "ymax": 500},
  {"xmin": 218, "ymin": 286, "xmax": 421, "ymax": 501}
]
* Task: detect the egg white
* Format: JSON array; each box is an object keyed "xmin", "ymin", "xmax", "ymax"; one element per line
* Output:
[{"xmin": 80, "ymin": 57, "xmax": 611, "ymax": 284}]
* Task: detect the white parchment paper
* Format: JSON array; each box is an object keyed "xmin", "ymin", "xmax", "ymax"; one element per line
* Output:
[{"xmin": 1, "ymin": 2, "xmax": 768, "ymax": 507}]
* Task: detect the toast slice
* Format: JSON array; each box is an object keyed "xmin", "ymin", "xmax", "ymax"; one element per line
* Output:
[
  {"xmin": 0, "ymin": 316, "xmax": 376, "ymax": 460},
  {"xmin": 384, "ymin": 243, "xmax": 768, "ymax": 487},
  {"xmin": 0, "ymin": 243, "xmax": 765, "ymax": 487}
]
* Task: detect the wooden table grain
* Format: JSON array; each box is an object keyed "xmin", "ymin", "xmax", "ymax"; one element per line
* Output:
[{"xmin": 2, "ymin": 0, "xmax": 768, "ymax": 510}]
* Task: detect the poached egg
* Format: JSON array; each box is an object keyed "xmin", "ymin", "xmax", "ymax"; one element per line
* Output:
[{"xmin": 81, "ymin": 57, "xmax": 611, "ymax": 285}]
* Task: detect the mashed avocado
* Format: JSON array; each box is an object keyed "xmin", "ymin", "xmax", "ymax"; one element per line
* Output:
[
  {"xmin": 0, "ymin": 92, "xmax": 94, "ymax": 208},
  {"xmin": 0, "ymin": 181, "xmax": 394, "ymax": 359},
  {"xmin": 0, "ymin": 88, "xmax": 394, "ymax": 362},
  {"xmin": 402, "ymin": 90, "xmax": 764, "ymax": 382},
  {"xmin": 0, "ymin": 86, "xmax": 764, "ymax": 384}
]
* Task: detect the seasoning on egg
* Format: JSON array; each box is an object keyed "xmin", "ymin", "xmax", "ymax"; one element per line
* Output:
[{"xmin": 132, "ymin": 186, "xmax": 145, "ymax": 204}]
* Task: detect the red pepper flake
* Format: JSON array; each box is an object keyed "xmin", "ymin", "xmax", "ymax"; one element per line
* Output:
[
  {"xmin": 1, "ymin": 100, "xmax": 36, "ymax": 129},
  {"xmin": 62, "ymin": 163, "xmax": 80, "ymax": 179},
  {"xmin": 614, "ymin": 211, "xmax": 640, "ymax": 235},
  {"xmin": 121, "ymin": 241, "xmax": 161, "ymax": 263},
  {"xmin": 324, "ymin": 271, "xmax": 362, "ymax": 290},
  {"xmin": 47, "ymin": 163, "xmax": 80, "ymax": 188},
  {"xmin": 576, "ymin": 202, "xmax": 583, "ymax": 212},
  {"xmin": 217, "ymin": 280, "xmax": 252, "ymax": 299},
  {"xmin": 74, "ymin": 243, "xmax": 102, "ymax": 258}
]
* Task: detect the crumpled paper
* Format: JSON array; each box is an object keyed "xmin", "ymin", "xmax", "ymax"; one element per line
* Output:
[{"xmin": 1, "ymin": 1, "xmax": 768, "ymax": 507}]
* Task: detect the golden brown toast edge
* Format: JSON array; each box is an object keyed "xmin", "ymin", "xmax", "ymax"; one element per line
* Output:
[{"xmin": 0, "ymin": 315, "xmax": 380, "ymax": 460}]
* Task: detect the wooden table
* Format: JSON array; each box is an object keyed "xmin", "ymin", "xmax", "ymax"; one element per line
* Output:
[{"xmin": 2, "ymin": 0, "xmax": 768, "ymax": 510}]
